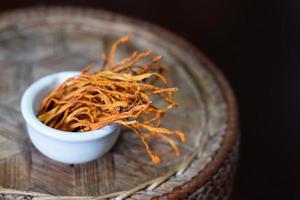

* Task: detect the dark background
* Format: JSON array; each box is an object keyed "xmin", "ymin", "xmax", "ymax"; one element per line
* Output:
[{"xmin": 0, "ymin": 1, "xmax": 295, "ymax": 199}]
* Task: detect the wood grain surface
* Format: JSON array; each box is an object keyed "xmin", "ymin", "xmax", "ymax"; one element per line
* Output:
[{"xmin": 0, "ymin": 8, "xmax": 229, "ymax": 197}]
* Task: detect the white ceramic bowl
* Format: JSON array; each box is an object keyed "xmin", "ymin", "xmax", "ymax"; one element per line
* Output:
[{"xmin": 21, "ymin": 71, "xmax": 120, "ymax": 164}]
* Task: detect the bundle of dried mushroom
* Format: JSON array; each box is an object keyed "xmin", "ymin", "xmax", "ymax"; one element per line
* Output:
[{"xmin": 38, "ymin": 36, "xmax": 186, "ymax": 164}]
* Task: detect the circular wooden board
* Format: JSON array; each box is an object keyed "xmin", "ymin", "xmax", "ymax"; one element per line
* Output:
[{"xmin": 0, "ymin": 7, "xmax": 238, "ymax": 199}]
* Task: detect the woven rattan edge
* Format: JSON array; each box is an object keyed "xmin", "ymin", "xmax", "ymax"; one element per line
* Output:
[{"xmin": 146, "ymin": 32, "xmax": 238, "ymax": 199}]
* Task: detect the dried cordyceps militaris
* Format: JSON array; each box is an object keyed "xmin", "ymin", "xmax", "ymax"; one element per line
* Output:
[{"xmin": 38, "ymin": 36, "xmax": 186, "ymax": 164}]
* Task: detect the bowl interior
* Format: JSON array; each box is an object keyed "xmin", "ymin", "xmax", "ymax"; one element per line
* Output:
[
  {"xmin": 32, "ymin": 71, "xmax": 79, "ymax": 115},
  {"xmin": 21, "ymin": 71, "xmax": 119, "ymax": 141}
]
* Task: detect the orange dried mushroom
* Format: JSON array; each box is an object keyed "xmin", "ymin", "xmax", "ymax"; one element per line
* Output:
[{"xmin": 38, "ymin": 36, "xmax": 186, "ymax": 164}]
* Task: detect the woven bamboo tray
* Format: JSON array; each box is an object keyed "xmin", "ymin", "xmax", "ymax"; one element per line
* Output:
[{"xmin": 0, "ymin": 7, "xmax": 238, "ymax": 200}]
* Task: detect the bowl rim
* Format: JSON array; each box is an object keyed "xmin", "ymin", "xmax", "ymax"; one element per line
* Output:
[{"xmin": 20, "ymin": 71, "xmax": 119, "ymax": 142}]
